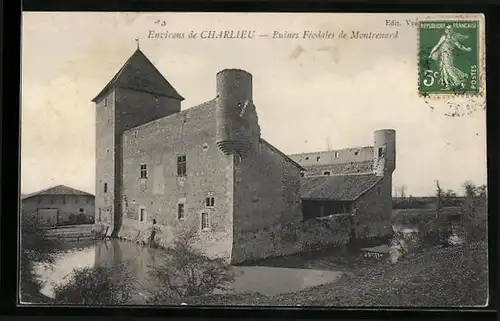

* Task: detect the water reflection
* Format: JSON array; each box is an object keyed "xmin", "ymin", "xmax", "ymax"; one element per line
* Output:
[
  {"xmin": 35, "ymin": 239, "xmax": 349, "ymax": 303},
  {"xmin": 34, "ymin": 225, "xmax": 463, "ymax": 304}
]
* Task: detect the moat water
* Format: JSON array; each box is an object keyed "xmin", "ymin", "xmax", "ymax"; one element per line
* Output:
[{"xmin": 33, "ymin": 225, "xmax": 462, "ymax": 304}]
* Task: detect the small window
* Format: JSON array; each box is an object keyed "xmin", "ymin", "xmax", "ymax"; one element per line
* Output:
[
  {"xmin": 140, "ymin": 163, "xmax": 148, "ymax": 179},
  {"xmin": 133, "ymin": 131, "xmax": 138, "ymax": 138},
  {"xmin": 354, "ymin": 151, "xmax": 359, "ymax": 156},
  {"xmin": 305, "ymin": 157, "xmax": 309, "ymax": 160},
  {"xmin": 201, "ymin": 212, "xmax": 210, "ymax": 230},
  {"xmin": 316, "ymin": 156, "xmax": 321, "ymax": 162},
  {"xmin": 202, "ymin": 143, "xmax": 209, "ymax": 152},
  {"xmin": 178, "ymin": 203, "xmax": 185, "ymax": 220},
  {"xmin": 205, "ymin": 197, "xmax": 215, "ymax": 207},
  {"xmin": 235, "ymin": 154, "xmax": 242, "ymax": 166},
  {"xmin": 177, "ymin": 155, "xmax": 187, "ymax": 176},
  {"xmin": 139, "ymin": 207, "xmax": 146, "ymax": 222},
  {"xmin": 300, "ymin": 171, "xmax": 305, "ymax": 177},
  {"xmin": 104, "ymin": 97, "xmax": 108, "ymax": 107},
  {"xmin": 334, "ymin": 152, "xmax": 339, "ymax": 158},
  {"xmin": 104, "ymin": 183, "xmax": 108, "ymax": 194},
  {"xmin": 378, "ymin": 147, "xmax": 383, "ymax": 158},
  {"xmin": 79, "ymin": 208, "xmax": 84, "ymax": 213},
  {"xmin": 324, "ymin": 171, "xmax": 331, "ymax": 176}
]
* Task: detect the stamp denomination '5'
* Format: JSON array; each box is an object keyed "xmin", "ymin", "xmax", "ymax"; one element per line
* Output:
[{"xmin": 418, "ymin": 20, "xmax": 480, "ymax": 96}]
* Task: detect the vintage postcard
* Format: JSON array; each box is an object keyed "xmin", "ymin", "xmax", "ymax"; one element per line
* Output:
[{"xmin": 20, "ymin": 12, "xmax": 487, "ymax": 307}]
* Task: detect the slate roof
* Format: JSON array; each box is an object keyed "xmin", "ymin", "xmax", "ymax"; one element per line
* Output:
[
  {"xmin": 22, "ymin": 185, "xmax": 94, "ymax": 200},
  {"xmin": 303, "ymin": 160, "xmax": 373, "ymax": 175},
  {"xmin": 92, "ymin": 49, "xmax": 184, "ymax": 102},
  {"xmin": 300, "ymin": 174, "xmax": 382, "ymax": 201}
]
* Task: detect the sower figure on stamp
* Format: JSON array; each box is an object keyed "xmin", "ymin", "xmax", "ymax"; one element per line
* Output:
[{"xmin": 428, "ymin": 24, "xmax": 472, "ymax": 90}]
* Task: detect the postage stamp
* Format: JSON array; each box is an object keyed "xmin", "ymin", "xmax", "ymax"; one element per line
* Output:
[{"xmin": 418, "ymin": 20, "xmax": 481, "ymax": 97}]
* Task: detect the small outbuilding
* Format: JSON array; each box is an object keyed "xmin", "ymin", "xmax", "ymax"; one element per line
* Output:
[{"xmin": 21, "ymin": 185, "xmax": 95, "ymax": 226}]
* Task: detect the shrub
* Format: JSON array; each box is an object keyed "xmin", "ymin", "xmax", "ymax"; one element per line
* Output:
[
  {"xmin": 53, "ymin": 263, "xmax": 134, "ymax": 305},
  {"xmin": 147, "ymin": 230, "xmax": 235, "ymax": 303},
  {"xmin": 19, "ymin": 212, "xmax": 59, "ymax": 301}
]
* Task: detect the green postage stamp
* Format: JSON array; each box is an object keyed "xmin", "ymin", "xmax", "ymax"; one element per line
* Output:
[{"xmin": 418, "ymin": 20, "xmax": 481, "ymax": 96}]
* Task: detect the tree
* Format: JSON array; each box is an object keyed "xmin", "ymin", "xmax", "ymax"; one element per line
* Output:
[
  {"xmin": 147, "ymin": 229, "xmax": 235, "ymax": 303},
  {"xmin": 435, "ymin": 180, "xmax": 443, "ymax": 219},
  {"xmin": 400, "ymin": 185, "xmax": 407, "ymax": 199}
]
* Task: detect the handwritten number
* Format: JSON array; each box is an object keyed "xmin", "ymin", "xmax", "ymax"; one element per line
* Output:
[{"xmin": 154, "ymin": 20, "xmax": 167, "ymax": 26}]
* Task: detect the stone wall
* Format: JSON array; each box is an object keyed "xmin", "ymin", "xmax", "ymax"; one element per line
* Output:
[
  {"xmin": 232, "ymin": 214, "xmax": 353, "ymax": 263},
  {"xmin": 231, "ymin": 140, "xmax": 303, "ymax": 263},
  {"xmin": 289, "ymin": 146, "xmax": 374, "ymax": 167},
  {"xmin": 119, "ymin": 101, "xmax": 234, "ymax": 261},
  {"xmin": 95, "ymin": 90, "xmax": 116, "ymax": 234},
  {"xmin": 352, "ymin": 176, "xmax": 393, "ymax": 239}
]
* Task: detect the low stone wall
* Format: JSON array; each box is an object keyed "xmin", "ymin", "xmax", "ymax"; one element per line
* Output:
[
  {"xmin": 232, "ymin": 214, "xmax": 359, "ymax": 264},
  {"xmin": 115, "ymin": 218, "xmax": 233, "ymax": 263}
]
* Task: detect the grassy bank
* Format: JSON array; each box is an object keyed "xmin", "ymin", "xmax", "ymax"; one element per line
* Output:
[{"xmin": 179, "ymin": 241, "xmax": 488, "ymax": 307}]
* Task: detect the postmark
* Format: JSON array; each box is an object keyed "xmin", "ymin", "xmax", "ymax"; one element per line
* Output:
[{"xmin": 418, "ymin": 20, "xmax": 481, "ymax": 97}]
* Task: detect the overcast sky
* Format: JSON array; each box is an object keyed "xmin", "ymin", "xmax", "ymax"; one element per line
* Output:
[{"xmin": 21, "ymin": 12, "xmax": 486, "ymax": 196}]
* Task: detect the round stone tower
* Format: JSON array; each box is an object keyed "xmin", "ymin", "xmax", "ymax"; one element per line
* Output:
[
  {"xmin": 215, "ymin": 69, "xmax": 260, "ymax": 158},
  {"xmin": 373, "ymin": 129, "xmax": 396, "ymax": 177}
]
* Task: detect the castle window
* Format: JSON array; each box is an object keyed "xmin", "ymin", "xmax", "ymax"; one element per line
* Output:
[
  {"xmin": 316, "ymin": 156, "xmax": 321, "ymax": 162},
  {"xmin": 177, "ymin": 155, "xmax": 187, "ymax": 176},
  {"xmin": 133, "ymin": 131, "xmax": 138, "ymax": 138},
  {"xmin": 305, "ymin": 157, "xmax": 309, "ymax": 160},
  {"xmin": 378, "ymin": 147, "xmax": 383, "ymax": 157},
  {"xmin": 139, "ymin": 207, "xmax": 146, "ymax": 222},
  {"xmin": 334, "ymin": 152, "xmax": 339, "ymax": 158},
  {"xmin": 202, "ymin": 143, "xmax": 209, "ymax": 152},
  {"xmin": 205, "ymin": 197, "xmax": 215, "ymax": 208},
  {"xmin": 104, "ymin": 97, "xmax": 108, "ymax": 107},
  {"xmin": 324, "ymin": 171, "xmax": 331, "ymax": 176},
  {"xmin": 178, "ymin": 203, "xmax": 185, "ymax": 220},
  {"xmin": 79, "ymin": 208, "xmax": 84, "ymax": 213},
  {"xmin": 300, "ymin": 171, "xmax": 305, "ymax": 177},
  {"xmin": 104, "ymin": 183, "xmax": 108, "ymax": 194},
  {"xmin": 140, "ymin": 163, "xmax": 148, "ymax": 179},
  {"xmin": 235, "ymin": 154, "xmax": 242, "ymax": 166},
  {"xmin": 201, "ymin": 212, "xmax": 210, "ymax": 230},
  {"xmin": 354, "ymin": 151, "xmax": 359, "ymax": 156}
]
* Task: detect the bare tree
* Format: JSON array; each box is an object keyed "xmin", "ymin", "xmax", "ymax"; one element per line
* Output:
[
  {"xmin": 147, "ymin": 229, "xmax": 235, "ymax": 303},
  {"xmin": 435, "ymin": 180, "xmax": 443, "ymax": 220},
  {"xmin": 400, "ymin": 185, "xmax": 407, "ymax": 199}
]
